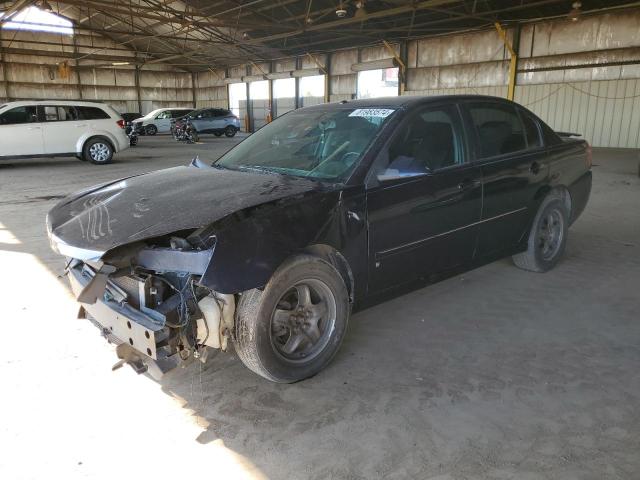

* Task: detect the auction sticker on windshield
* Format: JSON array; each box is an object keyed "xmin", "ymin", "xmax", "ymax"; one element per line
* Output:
[{"xmin": 348, "ymin": 108, "xmax": 394, "ymax": 118}]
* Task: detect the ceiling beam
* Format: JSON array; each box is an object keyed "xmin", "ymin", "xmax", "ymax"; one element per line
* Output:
[
  {"xmin": 55, "ymin": 0, "xmax": 287, "ymax": 30},
  {"xmin": 242, "ymin": 0, "xmax": 465, "ymax": 45}
]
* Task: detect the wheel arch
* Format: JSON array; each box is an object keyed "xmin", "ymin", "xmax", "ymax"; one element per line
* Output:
[
  {"xmin": 534, "ymin": 184, "xmax": 572, "ymax": 217},
  {"xmin": 300, "ymin": 244, "xmax": 355, "ymax": 303},
  {"xmin": 78, "ymin": 134, "xmax": 116, "ymax": 155}
]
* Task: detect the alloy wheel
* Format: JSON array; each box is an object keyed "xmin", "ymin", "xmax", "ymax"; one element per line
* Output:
[
  {"xmin": 89, "ymin": 143, "xmax": 110, "ymax": 163},
  {"xmin": 537, "ymin": 208, "xmax": 564, "ymax": 260},
  {"xmin": 270, "ymin": 279, "xmax": 336, "ymax": 363}
]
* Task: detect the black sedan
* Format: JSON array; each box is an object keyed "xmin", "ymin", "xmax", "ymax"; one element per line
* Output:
[{"xmin": 47, "ymin": 96, "xmax": 592, "ymax": 383}]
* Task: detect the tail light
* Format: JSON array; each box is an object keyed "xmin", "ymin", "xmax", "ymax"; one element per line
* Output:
[
  {"xmin": 585, "ymin": 142, "xmax": 592, "ymax": 169},
  {"xmin": 116, "ymin": 119, "xmax": 125, "ymax": 129}
]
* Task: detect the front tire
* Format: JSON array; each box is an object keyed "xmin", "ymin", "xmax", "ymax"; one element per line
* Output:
[
  {"xmin": 145, "ymin": 124, "xmax": 158, "ymax": 136},
  {"xmin": 83, "ymin": 138, "xmax": 113, "ymax": 165},
  {"xmin": 234, "ymin": 255, "xmax": 350, "ymax": 383},
  {"xmin": 513, "ymin": 192, "xmax": 569, "ymax": 272},
  {"xmin": 224, "ymin": 126, "xmax": 237, "ymax": 137}
]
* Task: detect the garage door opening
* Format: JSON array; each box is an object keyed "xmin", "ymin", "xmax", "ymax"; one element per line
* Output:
[
  {"xmin": 357, "ymin": 68, "xmax": 399, "ymax": 99},
  {"xmin": 249, "ymin": 80, "xmax": 269, "ymax": 132},
  {"xmin": 298, "ymin": 75, "xmax": 325, "ymax": 107},
  {"xmin": 273, "ymin": 77, "xmax": 296, "ymax": 118},
  {"xmin": 228, "ymin": 82, "xmax": 247, "ymax": 132}
]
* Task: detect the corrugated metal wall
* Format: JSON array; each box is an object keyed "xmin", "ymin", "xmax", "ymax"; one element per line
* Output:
[
  {"xmin": 516, "ymin": 80, "xmax": 640, "ymax": 148},
  {"xmin": 0, "ymin": 30, "xmax": 197, "ymax": 115}
]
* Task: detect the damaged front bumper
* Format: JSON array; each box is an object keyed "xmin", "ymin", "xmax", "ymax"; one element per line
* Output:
[{"xmin": 68, "ymin": 261, "xmax": 179, "ymax": 378}]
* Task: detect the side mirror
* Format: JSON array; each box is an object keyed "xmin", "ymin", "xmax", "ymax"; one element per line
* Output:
[{"xmin": 376, "ymin": 167, "xmax": 429, "ymax": 182}]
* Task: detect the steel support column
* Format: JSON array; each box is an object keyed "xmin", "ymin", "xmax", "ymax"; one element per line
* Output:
[
  {"xmin": 71, "ymin": 33, "xmax": 83, "ymax": 100},
  {"xmin": 294, "ymin": 56, "xmax": 300, "ymax": 109},
  {"xmin": 134, "ymin": 65, "xmax": 143, "ymax": 114},
  {"xmin": 325, "ymin": 52, "xmax": 331, "ymax": 103},
  {"xmin": 0, "ymin": 46, "xmax": 9, "ymax": 101},
  {"xmin": 495, "ymin": 22, "xmax": 520, "ymax": 101},
  {"xmin": 191, "ymin": 72, "xmax": 197, "ymax": 108}
]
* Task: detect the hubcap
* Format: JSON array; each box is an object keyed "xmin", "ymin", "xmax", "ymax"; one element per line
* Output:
[
  {"xmin": 537, "ymin": 208, "xmax": 564, "ymax": 260},
  {"xmin": 89, "ymin": 143, "xmax": 110, "ymax": 162},
  {"xmin": 270, "ymin": 279, "xmax": 336, "ymax": 363}
]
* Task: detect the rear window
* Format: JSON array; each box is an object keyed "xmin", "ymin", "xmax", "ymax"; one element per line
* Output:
[
  {"xmin": 76, "ymin": 106, "xmax": 110, "ymax": 120},
  {"xmin": 520, "ymin": 111, "xmax": 542, "ymax": 148}
]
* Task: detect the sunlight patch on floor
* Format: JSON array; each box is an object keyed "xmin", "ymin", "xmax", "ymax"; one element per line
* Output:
[
  {"xmin": 0, "ymin": 222, "xmax": 21, "ymax": 244},
  {"xmin": 0, "ymin": 232, "xmax": 268, "ymax": 480}
]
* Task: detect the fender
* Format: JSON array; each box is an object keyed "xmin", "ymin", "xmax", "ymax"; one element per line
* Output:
[
  {"xmin": 75, "ymin": 130, "xmax": 123, "ymax": 154},
  {"xmin": 199, "ymin": 186, "xmax": 368, "ymax": 301}
]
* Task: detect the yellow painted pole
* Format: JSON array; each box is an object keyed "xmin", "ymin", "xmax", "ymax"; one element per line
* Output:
[{"xmin": 494, "ymin": 22, "xmax": 517, "ymax": 101}]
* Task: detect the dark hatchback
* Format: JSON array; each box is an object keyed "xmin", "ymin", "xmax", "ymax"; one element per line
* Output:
[{"xmin": 47, "ymin": 96, "xmax": 592, "ymax": 383}]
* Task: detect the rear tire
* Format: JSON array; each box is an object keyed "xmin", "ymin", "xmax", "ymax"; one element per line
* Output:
[
  {"xmin": 83, "ymin": 138, "xmax": 113, "ymax": 165},
  {"xmin": 233, "ymin": 255, "xmax": 350, "ymax": 383},
  {"xmin": 513, "ymin": 192, "xmax": 569, "ymax": 272},
  {"xmin": 224, "ymin": 126, "xmax": 237, "ymax": 137},
  {"xmin": 145, "ymin": 124, "xmax": 158, "ymax": 136}
]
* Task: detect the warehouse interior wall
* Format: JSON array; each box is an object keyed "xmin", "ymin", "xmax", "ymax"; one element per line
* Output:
[
  {"xmin": 0, "ymin": 28, "xmax": 194, "ymax": 115},
  {"xmin": 3, "ymin": 8, "xmax": 640, "ymax": 145}
]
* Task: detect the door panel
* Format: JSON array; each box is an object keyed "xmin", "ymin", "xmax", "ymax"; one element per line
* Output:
[
  {"xmin": 0, "ymin": 106, "xmax": 44, "ymax": 156},
  {"xmin": 462, "ymin": 102, "xmax": 548, "ymax": 257},
  {"xmin": 476, "ymin": 151, "xmax": 547, "ymax": 255},
  {"xmin": 191, "ymin": 109, "xmax": 214, "ymax": 132},
  {"xmin": 154, "ymin": 111, "xmax": 172, "ymax": 132},
  {"xmin": 42, "ymin": 105, "xmax": 81, "ymax": 154},
  {"xmin": 366, "ymin": 103, "xmax": 482, "ymax": 293},
  {"xmin": 368, "ymin": 166, "xmax": 482, "ymax": 292}
]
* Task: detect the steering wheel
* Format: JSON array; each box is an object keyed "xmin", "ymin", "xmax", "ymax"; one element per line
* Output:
[{"xmin": 310, "ymin": 149, "xmax": 360, "ymax": 177}]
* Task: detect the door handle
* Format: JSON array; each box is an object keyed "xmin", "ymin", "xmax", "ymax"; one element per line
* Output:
[
  {"xmin": 27, "ymin": 126, "xmax": 41, "ymax": 130},
  {"xmin": 457, "ymin": 179, "xmax": 479, "ymax": 191},
  {"xmin": 74, "ymin": 124, "xmax": 88, "ymax": 127},
  {"xmin": 530, "ymin": 161, "xmax": 541, "ymax": 174}
]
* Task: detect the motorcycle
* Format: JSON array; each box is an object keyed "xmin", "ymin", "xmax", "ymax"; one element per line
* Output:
[
  {"xmin": 125, "ymin": 122, "xmax": 139, "ymax": 146},
  {"xmin": 172, "ymin": 119, "xmax": 199, "ymax": 144}
]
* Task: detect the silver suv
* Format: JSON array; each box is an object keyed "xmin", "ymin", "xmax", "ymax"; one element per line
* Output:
[{"xmin": 172, "ymin": 108, "xmax": 241, "ymax": 137}]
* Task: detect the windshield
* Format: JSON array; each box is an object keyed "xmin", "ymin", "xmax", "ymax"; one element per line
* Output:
[
  {"xmin": 143, "ymin": 109, "xmax": 162, "ymax": 119},
  {"xmin": 215, "ymin": 107, "xmax": 396, "ymax": 182}
]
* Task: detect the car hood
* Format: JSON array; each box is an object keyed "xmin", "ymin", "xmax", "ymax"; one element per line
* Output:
[{"xmin": 47, "ymin": 164, "xmax": 329, "ymax": 254}]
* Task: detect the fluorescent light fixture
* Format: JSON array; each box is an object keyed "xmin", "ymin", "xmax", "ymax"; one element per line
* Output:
[
  {"xmin": 111, "ymin": 62, "xmax": 130, "ymax": 66},
  {"xmin": 242, "ymin": 74, "xmax": 267, "ymax": 82},
  {"xmin": 351, "ymin": 58, "xmax": 398, "ymax": 72},
  {"xmin": 292, "ymin": 68, "xmax": 323, "ymax": 77},
  {"xmin": 266, "ymin": 71, "xmax": 292, "ymax": 80}
]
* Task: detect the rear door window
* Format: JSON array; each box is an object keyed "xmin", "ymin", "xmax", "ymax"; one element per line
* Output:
[
  {"xmin": 466, "ymin": 103, "xmax": 527, "ymax": 158},
  {"xmin": 76, "ymin": 106, "xmax": 110, "ymax": 120},
  {"xmin": 0, "ymin": 106, "xmax": 38, "ymax": 125},
  {"xmin": 43, "ymin": 106, "xmax": 59, "ymax": 121},
  {"xmin": 520, "ymin": 111, "xmax": 542, "ymax": 148},
  {"xmin": 42, "ymin": 105, "xmax": 79, "ymax": 122}
]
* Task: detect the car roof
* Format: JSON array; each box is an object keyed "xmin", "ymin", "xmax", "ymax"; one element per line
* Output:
[
  {"xmin": 0, "ymin": 100, "xmax": 112, "ymax": 108},
  {"xmin": 299, "ymin": 94, "xmax": 514, "ymax": 111}
]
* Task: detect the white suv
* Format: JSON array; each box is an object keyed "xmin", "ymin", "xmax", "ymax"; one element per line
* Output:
[
  {"xmin": 132, "ymin": 107, "xmax": 194, "ymax": 135},
  {"xmin": 0, "ymin": 100, "xmax": 129, "ymax": 165}
]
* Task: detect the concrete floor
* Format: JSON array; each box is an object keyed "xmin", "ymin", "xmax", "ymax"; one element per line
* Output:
[{"xmin": 1, "ymin": 136, "xmax": 639, "ymax": 479}]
